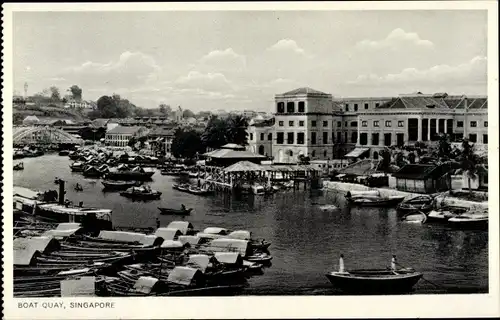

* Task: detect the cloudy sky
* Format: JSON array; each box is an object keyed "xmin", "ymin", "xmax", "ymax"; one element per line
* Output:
[{"xmin": 13, "ymin": 10, "xmax": 487, "ymax": 111}]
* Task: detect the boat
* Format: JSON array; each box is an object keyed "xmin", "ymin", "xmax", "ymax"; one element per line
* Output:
[
  {"xmin": 104, "ymin": 170, "xmax": 155, "ymax": 181},
  {"xmin": 188, "ymin": 186, "xmax": 213, "ymax": 196},
  {"xmin": 426, "ymin": 206, "xmax": 469, "ymax": 223},
  {"xmin": 447, "ymin": 212, "xmax": 488, "ymax": 230},
  {"xmin": 69, "ymin": 162, "xmax": 84, "ymax": 172},
  {"xmin": 401, "ymin": 211, "xmax": 427, "ymax": 224},
  {"xmin": 245, "ymin": 252, "xmax": 273, "ymax": 264},
  {"xmin": 102, "ymin": 180, "xmax": 142, "ymax": 191},
  {"xmin": 325, "ymin": 255, "xmax": 423, "ymax": 294},
  {"xmin": 158, "ymin": 207, "xmax": 193, "ymax": 216},
  {"xmin": 172, "ymin": 184, "xmax": 190, "ymax": 192},
  {"xmin": 14, "ymin": 162, "xmax": 24, "ymax": 171},
  {"xmin": 397, "ymin": 195, "xmax": 435, "ymax": 215},
  {"xmin": 74, "ymin": 184, "xmax": 84, "ymax": 192},
  {"xmin": 58, "ymin": 150, "xmax": 70, "ymax": 156},
  {"xmin": 345, "ymin": 194, "xmax": 406, "ymax": 207},
  {"xmin": 82, "ymin": 166, "xmax": 103, "ymax": 178},
  {"xmin": 120, "ymin": 186, "xmax": 162, "ymax": 200},
  {"xmin": 188, "ymin": 172, "xmax": 199, "ymax": 178},
  {"xmin": 160, "ymin": 169, "xmax": 181, "ymax": 176}
]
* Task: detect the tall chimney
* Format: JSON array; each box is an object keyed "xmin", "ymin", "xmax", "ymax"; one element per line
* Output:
[{"xmin": 58, "ymin": 180, "xmax": 65, "ymax": 205}]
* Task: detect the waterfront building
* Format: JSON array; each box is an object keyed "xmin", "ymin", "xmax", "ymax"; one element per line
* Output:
[
  {"xmin": 147, "ymin": 127, "xmax": 175, "ymax": 157},
  {"xmin": 392, "ymin": 163, "xmax": 452, "ymax": 193},
  {"xmin": 247, "ymin": 118, "xmax": 274, "ymax": 157},
  {"xmin": 250, "ymin": 88, "xmax": 489, "ymax": 163},
  {"xmin": 104, "ymin": 125, "xmax": 149, "ymax": 147}
]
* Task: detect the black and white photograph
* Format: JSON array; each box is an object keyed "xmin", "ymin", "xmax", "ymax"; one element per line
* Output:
[{"xmin": 3, "ymin": 2, "xmax": 499, "ymax": 319}]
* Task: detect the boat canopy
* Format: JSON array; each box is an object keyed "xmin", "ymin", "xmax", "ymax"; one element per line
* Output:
[
  {"xmin": 346, "ymin": 190, "xmax": 381, "ymax": 198},
  {"xmin": 196, "ymin": 233, "xmax": 225, "ymax": 240},
  {"xmin": 98, "ymin": 231, "xmax": 158, "ymax": 245},
  {"xmin": 13, "ymin": 186, "xmax": 40, "ymax": 199},
  {"xmin": 133, "ymin": 276, "xmax": 159, "ymax": 294},
  {"xmin": 227, "ymin": 230, "xmax": 251, "ymax": 240},
  {"xmin": 203, "ymin": 227, "xmax": 229, "ymax": 235},
  {"xmin": 39, "ymin": 204, "xmax": 112, "ymax": 220},
  {"xmin": 55, "ymin": 223, "xmax": 81, "ymax": 230},
  {"xmin": 187, "ymin": 254, "xmax": 213, "ymax": 272},
  {"xmin": 214, "ymin": 252, "xmax": 243, "ymax": 265},
  {"xmin": 160, "ymin": 240, "xmax": 185, "ymax": 249},
  {"xmin": 167, "ymin": 221, "xmax": 194, "ymax": 235},
  {"xmin": 57, "ymin": 268, "xmax": 91, "ymax": 276},
  {"xmin": 154, "ymin": 228, "xmax": 182, "ymax": 241},
  {"xmin": 167, "ymin": 267, "xmax": 203, "ymax": 286},
  {"xmin": 43, "ymin": 228, "xmax": 82, "ymax": 238},
  {"xmin": 178, "ymin": 235, "xmax": 201, "ymax": 246},
  {"xmin": 14, "ymin": 236, "xmax": 60, "ymax": 266},
  {"xmin": 207, "ymin": 238, "xmax": 249, "ymax": 256}
]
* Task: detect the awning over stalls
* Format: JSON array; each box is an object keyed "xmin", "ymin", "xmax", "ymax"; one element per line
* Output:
[{"xmin": 344, "ymin": 148, "xmax": 370, "ymax": 158}]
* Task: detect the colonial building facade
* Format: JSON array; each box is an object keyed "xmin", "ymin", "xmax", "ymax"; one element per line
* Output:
[{"xmin": 246, "ymin": 88, "xmax": 488, "ymax": 163}]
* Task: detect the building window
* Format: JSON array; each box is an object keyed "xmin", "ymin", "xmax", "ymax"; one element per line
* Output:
[
  {"xmin": 286, "ymin": 102, "xmax": 295, "ymax": 113},
  {"xmin": 311, "ymin": 121, "xmax": 317, "ymax": 127},
  {"xmin": 279, "ymin": 121, "xmax": 284, "ymax": 126},
  {"xmin": 385, "ymin": 120, "xmax": 392, "ymax": 127},
  {"xmin": 457, "ymin": 121, "xmax": 464, "ymax": 127},
  {"xmin": 375, "ymin": 103, "xmax": 380, "ymax": 108},
  {"xmin": 483, "ymin": 134, "xmax": 488, "ymax": 144},
  {"xmin": 277, "ymin": 132, "xmax": 284, "ymax": 144},
  {"xmin": 384, "ymin": 133, "xmax": 391, "ymax": 146},
  {"xmin": 311, "ymin": 132, "xmax": 317, "ymax": 145},
  {"xmin": 332, "ymin": 132, "xmax": 335, "ymax": 143},
  {"xmin": 354, "ymin": 104, "xmax": 358, "ymax": 111},
  {"xmin": 360, "ymin": 133, "xmax": 368, "ymax": 145},
  {"xmin": 337, "ymin": 121, "xmax": 342, "ymax": 127},
  {"xmin": 312, "ymin": 150, "xmax": 316, "ymax": 157},
  {"xmin": 289, "ymin": 121, "xmax": 294, "ymax": 127},
  {"xmin": 469, "ymin": 133, "xmax": 477, "ymax": 143},
  {"xmin": 337, "ymin": 131, "xmax": 342, "ymax": 142},
  {"xmin": 296, "ymin": 121, "xmax": 304, "ymax": 127},
  {"xmin": 268, "ymin": 133, "xmax": 272, "ymax": 141},
  {"xmin": 277, "ymin": 102, "xmax": 285, "ymax": 113},
  {"xmin": 345, "ymin": 122, "xmax": 348, "ymax": 127},
  {"xmin": 345, "ymin": 104, "xmax": 349, "ymax": 111},
  {"xmin": 258, "ymin": 145, "xmax": 265, "ymax": 155},
  {"xmin": 351, "ymin": 121, "xmax": 358, "ymax": 127},
  {"xmin": 260, "ymin": 133, "xmax": 264, "ymax": 141},
  {"xmin": 250, "ymin": 133, "xmax": 253, "ymax": 141},
  {"xmin": 398, "ymin": 120, "xmax": 404, "ymax": 127},
  {"xmin": 287, "ymin": 132, "xmax": 294, "ymax": 144},
  {"xmin": 324, "ymin": 150, "xmax": 327, "ymax": 157},
  {"xmin": 364, "ymin": 103, "xmax": 369, "ymax": 109},
  {"xmin": 323, "ymin": 121, "xmax": 328, "ymax": 127},
  {"xmin": 344, "ymin": 132, "xmax": 348, "ymax": 143},
  {"xmin": 470, "ymin": 121, "xmax": 477, "ymax": 128},
  {"xmin": 323, "ymin": 132, "xmax": 328, "ymax": 144},
  {"xmin": 373, "ymin": 121, "xmax": 379, "ymax": 127},
  {"xmin": 372, "ymin": 133, "xmax": 380, "ymax": 145},
  {"xmin": 297, "ymin": 132, "xmax": 305, "ymax": 144},
  {"xmin": 351, "ymin": 132, "xmax": 358, "ymax": 144},
  {"xmin": 362, "ymin": 121, "xmax": 367, "ymax": 127},
  {"xmin": 289, "ymin": 150, "xmax": 293, "ymax": 157},
  {"xmin": 298, "ymin": 101, "xmax": 305, "ymax": 113},
  {"xmin": 484, "ymin": 121, "xmax": 488, "ymax": 127},
  {"xmin": 397, "ymin": 133, "xmax": 404, "ymax": 146}
]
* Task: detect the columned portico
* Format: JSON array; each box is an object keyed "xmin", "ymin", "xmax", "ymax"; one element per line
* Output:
[{"xmin": 417, "ymin": 117, "xmax": 422, "ymax": 142}]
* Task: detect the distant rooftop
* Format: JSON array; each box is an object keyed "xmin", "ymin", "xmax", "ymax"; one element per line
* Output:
[
  {"xmin": 277, "ymin": 87, "xmax": 332, "ymax": 97},
  {"xmin": 106, "ymin": 125, "xmax": 145, "ymax": 135}
]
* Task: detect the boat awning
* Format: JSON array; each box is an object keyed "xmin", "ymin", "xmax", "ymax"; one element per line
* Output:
[
  {"xmin": 133, "ymin": 276, "xmax": 159, "ymax": 294},
  {"xmin": 203, "ymin": 227, "xmax": 228, "ymax": 235},
  {"xmin": 345, "ymin": 148, "xmax": 370, "ymax": 158},
  {"xmin": 227, "ymin": 230, "xmax": 251, "ymax": 241},
  {"xmin": 178, "ymin": 235, "xmax": 201, "ymax": 246},
  {"xmin": 14, "ymin": 236, "xmax": 60, "ymax": 265},
  {"xmin": 43, "ymin": 228, "xmax": 82, "ymax": 238},
  {"xmin": 214, "ymin": 252, "xmax": 243, "ymax": 265},
  {"xmin": 187, "ymin": 254, "xmax": 213, "ymax": 272},
  {"xmin": 167, "ymin": 267, "xmax": 203, "ymax": 286},
  {"xmin": 154, "ymin": 228, "xmax": 182, "ymax": 241},
  {"xmin": 207, "ymin": 239, "xmax": 249, "ymax": 256},
  {"xmin": 166, "ymin": 221, "xmax": 194, "ymax": 235},
  {"xmin": 160, "ymin": 240, "xmax": 185, "ymax": 249}
]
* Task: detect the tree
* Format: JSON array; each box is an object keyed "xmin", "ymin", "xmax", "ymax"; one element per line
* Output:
[
  {"xmin": 49, "ymin": 86, "xmax": 61, "ymax": 102},
  {"xmin": 159, "ymin": 104, "xmax": 171, "ymax": 116},
  {"xmin": 69, "ymin": 85, "xmax": 83, "ymax": 100},
  {"xmin": 298, "ymin": 154, "xmax": 310, "ymax": 164},
  {"xmin": 226, "ymin": 115, "xmax": 249, "ymax": 146},
  {"xmin": 171, "ymin": 128, "xmax": 205, "ymax": 159},
  {"xmin": 437, "ymin": 133, "xmax": 452, "ymax": 160},
  {"xmin": 201, "ymin": 117, "xmax": 229, "ymax": 149},
  {"xmin": 182, "ymin": 109, "xmax": 195, "ymax": 119},
  {"xmin": 379, "ymin": 147, "xmax": 392, "ymax": 172},
  {"xmin": 457, "ymin": 139, "xmax": 488, "ymax": 194},
  {"xmin": 128, "ymin": 137, "xmax": 138, "ymax": 150}
]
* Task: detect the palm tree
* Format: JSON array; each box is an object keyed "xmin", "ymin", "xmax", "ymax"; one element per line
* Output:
[
  {"xmin": 457, "ymin": 139, "xmax": 487, "ymax": 194},
  {"xmin": 226, "ymin": 115, "xmax": 249, "ymax": 146},
  {"xmin": 201, "ymin": 117, "xmax": 229, "ymax": 149}
]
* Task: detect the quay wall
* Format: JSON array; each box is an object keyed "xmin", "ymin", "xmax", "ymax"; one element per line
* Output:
[{"xmin": 323, "ymin": 181, "xmax": 488, "ymax": 210}]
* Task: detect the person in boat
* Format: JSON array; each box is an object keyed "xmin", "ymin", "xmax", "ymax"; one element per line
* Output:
[
  {"xmin": 156, "ymin": 217, "xmax": 160, "ymax": 229},
  {"xmin": 181, "ymin": 204, "xmax": 186, "ymax": 211},
  {"xmin": 391, "ymin": 255, "xmax": 397, "ymax": 271},
  {"xmin": 339, "ymin": 254, "xmax": 345, "ymax": 273}
]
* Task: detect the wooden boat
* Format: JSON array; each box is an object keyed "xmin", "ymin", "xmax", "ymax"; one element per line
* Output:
[
  {"xmin": 346, "ymin": 195, "xmax": 405, "ymax": 207},
  {"xmin": 58, "ymin": 150, "xmax": 70, "ymax": 156},
  {"xmin": 172, "ymin": 184, "xmax": 190, "ymax": 192},
  {"xmin": 401, "ymin": 211, "xmax": 427, "ymax": 224},
  {"xmin": 188, "ymin": 186, "xmax": 213, "ymax": 196},
  {"xmin": 120, "ymin": 187, "xmax": 162, "ymax": 200},
  {"xmin": 325, "ymin": 255, "xmax": 422, "ymax": 294},
  {"xmin": 245, "ymin": 253, "xmax": 273, "ymax": 264},
  {"xmin": 69, "ymin": 162, "xmax": 84, "ymax": 172},
  {"xmin": 102, "ymin": 180, "xmax": 142, "ymax": 191},
  {"xmin": 83, "ymin": 166, "xmax": 103, "ymax": 178},
  {"xmin": 104, "ymin": 170, "xmax": 155, "ymax": 181},
  {"xmin": 397, "ymin": 195, "xmax": 434, "ymax": 215},
  {"xmin": 14, "ymin": 162, "xmax": 24, "ymax": 171},
  {"xmin": 160, "ymin": 169, "xmax": 180, "ymax": 176},
  {"xmin": 158, "ymin": 207, "xmax": 193, "ymax": 215},
  {"xmin": 426, "ymin": 206, "xmax": 469, "ymax": 223},
  {"xmin": 448, "ymin": 212, "xmax": 488, "ymax": 230}
]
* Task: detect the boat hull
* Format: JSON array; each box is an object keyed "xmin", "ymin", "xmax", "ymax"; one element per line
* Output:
[
  {"xmin": 105, "ymin": 171, "xmax": 155, "ymax": 181},
  {"xmin": 158, "ymin": 207, "xmax": 192, "ymax": 215},
  {"xmin": 348, "ymin": 197, "xmax": 405, "ymax": 207},
  {"xmin": 448, "ymin": 218, "xmax": 488, "ymax": 230},
  {"xmin": 325, "ymin": 270, "xmax": 422, "ymax": 294}
]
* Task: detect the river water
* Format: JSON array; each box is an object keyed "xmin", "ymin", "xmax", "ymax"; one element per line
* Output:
[{"xmin": 13, "ymin": 154, "xmax": 488, "ymax": 295}]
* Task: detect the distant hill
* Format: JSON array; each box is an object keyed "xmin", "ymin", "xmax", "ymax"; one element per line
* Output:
[{"xmin": 13, "ymin": 104, "xmax": 88, "ymax": 124}]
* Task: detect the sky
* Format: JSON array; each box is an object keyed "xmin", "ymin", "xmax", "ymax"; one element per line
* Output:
[{"xmin": 13, "ymin": 10, "xmax": 487, "ymax": 112}]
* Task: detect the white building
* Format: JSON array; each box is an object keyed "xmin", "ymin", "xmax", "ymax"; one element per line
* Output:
[{"xmin": 105, "ymin": 125, "xmax": 149, "ymax": 147}]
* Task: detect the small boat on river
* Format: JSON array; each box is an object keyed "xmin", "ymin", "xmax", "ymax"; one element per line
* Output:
[
  {"xmin": 70, "ymin": 162, "xmax": 84, "ymax": 172},
  {"xmin": 426, "ymin": 206, "xmax": 469, "ymax": 223},
  {"xmin": 325, "ymin": 255, "xmax": 423, "ymax": 294},
  {"xmin": 105, "ymin": 166, "xmax": 155, "ymax": 181},
  {"xmin": 172, "ymin": 184, "xmax": 190, "ymax": 192},
  {"xmin": 102, "ymin": 180, "xmax": 142, "ymax": 191},
  {"xmin": 397, "ymin": 195, "xmax": 435, "ymax": 215},
  {"xmin": 14, "ymin": 162, "xmax": 24, "ymax": 171},
  {"xmin": 188, "ymin": 186, "xmax": 213, "ymax": 196},
  {"xmin": 447, "ymin": 211, "xmax": 488, "ymax": 230},
  {"xmin": 158, "ymin": 207, "xmax": 193, "ymax": 216},
  {"xmin": 58, "ymin": 150, "xmax": 70, "ymax": 156},
  {"xmin": 120, "ymin": 186, "xmax": 162, "ymax": 200},
  {"xmin": 345, "ymin": 192, "xmax": 405, "ymax": 207}
]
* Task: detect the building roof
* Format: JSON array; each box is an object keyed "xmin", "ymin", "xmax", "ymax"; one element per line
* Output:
[
  {"xmin": 221, "ymin": 143, "xmax": 246, "ymax": 150},
  {"xmin": 339, "ymin": 159, "xmax": 381, "ymax": 176},
  {"xmin": 278, "ymin": 87, "xmax": 331, "ymax": 96},
  {"xmin": 204, "ymin": 148, "xmax": 266, "ymax": 159},
  {"xmin": 224, "ymin": 161, "xmax": 265, "ymax": 172},
  {"xmin": 148, "ymin": 127, "xmax": 175, "ymax": 137},
  {"xmin": 106, "ymin": 125, "xmax": 145, "ymax": 135},
  {"xmin": 378, "ymin": 94, "xmax": 488, "ymax": 110},
  {"xmin": 344, "ymin": 148, "xmax": 370, "ymax": 158}
]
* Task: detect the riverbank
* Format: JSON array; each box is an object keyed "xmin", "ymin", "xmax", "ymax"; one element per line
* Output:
[{"xmin": 322, "ymin": 181, "xmax": 488, "ymax": 210}]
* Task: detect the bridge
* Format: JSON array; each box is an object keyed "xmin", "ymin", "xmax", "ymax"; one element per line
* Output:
[{"xmin": 13, "ymin": 126, "xmax": 84, "ymax": 146}]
